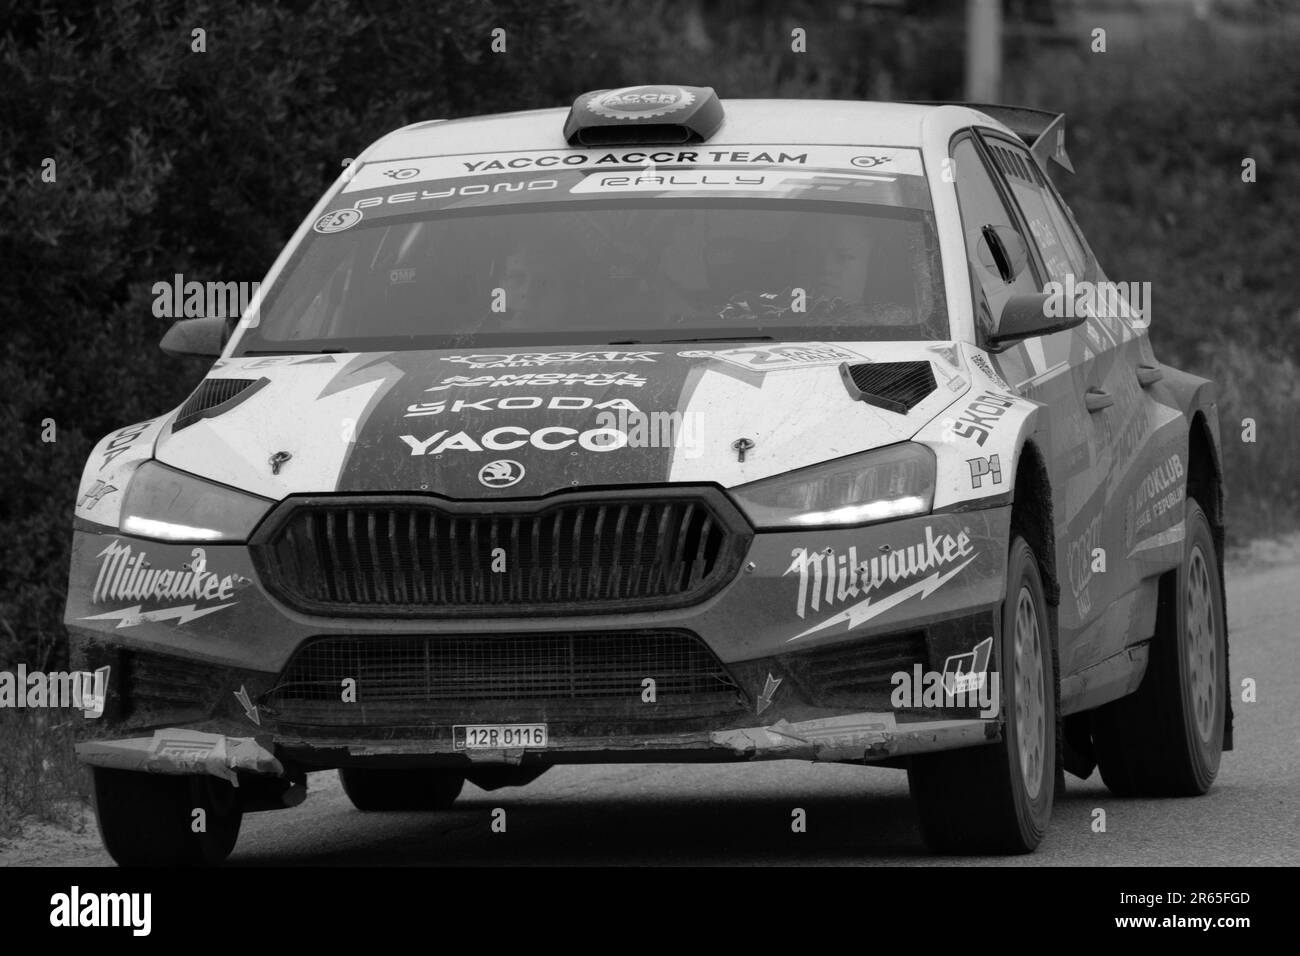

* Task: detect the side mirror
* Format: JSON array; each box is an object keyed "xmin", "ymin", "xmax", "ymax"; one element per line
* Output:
[
  {"xmin": 988, "ymin": 292, "xmax": 1086, "ymax": 348},
  {"xmin": 977, "ymin": 225, "xmax": 1029, "ymax": 283},
  {"xmin": 160, "ymin": 317, "xmax": 228, "ymax": 358}
]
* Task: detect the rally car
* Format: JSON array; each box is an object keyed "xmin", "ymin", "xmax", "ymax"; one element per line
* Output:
[{"xmin": 67, "ymin": 86, "xmax": 1231, "ymax": 863}]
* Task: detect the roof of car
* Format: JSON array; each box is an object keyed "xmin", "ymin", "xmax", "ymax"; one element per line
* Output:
[{"xmin": 364, "ymin": 99, "xmax": 997, "ymax": 162}]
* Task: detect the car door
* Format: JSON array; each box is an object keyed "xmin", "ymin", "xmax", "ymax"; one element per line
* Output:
[
  {"xmin": 949, "ymin": 131, "xmax": 1107, "ymax": 679},
  {"xmin": 977, "ymin": 129, "xmax": 1164, "ymax": 678}
]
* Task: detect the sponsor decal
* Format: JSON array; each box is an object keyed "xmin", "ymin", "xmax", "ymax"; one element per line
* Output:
[
  {"xmin": 458, "ymin": 150, "xmax": 888, "ymax": 173},
  {"xmin": 1126, "ymin": 453, "xmax": 1185, "ymax": 549},
  {"xmin": 426, "ymin": 371, "xmax": 647, "ymax": 391},
  {"xmin": 404, "ymin": 395, "xmax": 641, "ymax": 418},
  {"xmin": 680, "ymin": 343, "xmax": 863, "ymax": 371},
  {"xmin": 401, "ymin": 425, "xmax": 628, "ymax": 455},
  {"xmin": 313, "ymin": 208, "xmax": 363, "ymax": 233},
  {"xmin": 381, "ymin": 167, "xmax": 420, "ymax": 180},
  {"xmin": 785, "ymin": 526, "xmax": 977, "ymax": 641},
  {"xmin": 950, "ymin": 391, "xmax": 1015, "ymax": 446},
  {"xmin": 81, "ymin": 541, "xmax": 244, "ymax": 628},
  {"xmin": 341, "ymin": 146, "xmax": 922, "ymax": 195},
  {"xmin": 153, "ymin": 734, "xmax": 220, "ymax": 761},
  {"xmin": 571, "ymin": 172, "xmax": 769, "ymax": 194},
  {"xmin": 969, "ymin": 352, "xmax": 1011, "ymax": 391},
  {"xmin": 943, "ymin": 636, "xmax": 994, "ymax": 695},
  {"xmin": 1111, "ymin": 404, "xmax": 1152, "ymax": 470},
  {"xmin": 967, "ymin": 454, "xmax": 1003, "ymax": 489},
  {"xmin": 461, "ymin": 149, "xmax": 814, "ymax": 174},
  {"xmin": 440, "ymin": 351, "xmax": 659, "ymax": 369},
  {"xmin": 890, "ymin": 637, "xmax": 999, "ymax": 718},
  {"xmin": 586, "ymin": 85, "xmax": 695, "ymax": 120},
  {"xmin": 479, "ymin": 459, "xmax": 526, "ymax": 489},
  {"xmin": 0, "ymin": 664, "xmax": 109, "ymax": 717},
  {"xmin": 351, "ymin": 178, "xmax": 559, "ymax": 210},
  {"xmin": 98, "ymin": 419, "xmax": 157, "ymax": 471},
  {"xmin": 77, "ymin": 479, "xmax": 118, "ymax": 510},
  {"xmin": 1066, "ymin": 513, "xmax": 1102, "ymax": 619}
]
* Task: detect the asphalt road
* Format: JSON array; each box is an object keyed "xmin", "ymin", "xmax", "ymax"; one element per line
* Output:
[{"xmin": 6, "ymin": 558, "xmax": 1298, "ymax": 866}]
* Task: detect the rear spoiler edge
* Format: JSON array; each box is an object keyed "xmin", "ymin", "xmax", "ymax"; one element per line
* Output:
[{"xmin": 905, "ymin": 101, "xmax": 1075, "ymax": 174}]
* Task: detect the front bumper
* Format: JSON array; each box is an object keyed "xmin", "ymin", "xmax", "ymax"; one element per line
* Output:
[{"xmin": 67, "ymin": 503, "xmax": 1012, "ymax": 775}]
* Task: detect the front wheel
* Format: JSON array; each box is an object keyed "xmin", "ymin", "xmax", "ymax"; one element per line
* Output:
[
  {"xmin": 908, "ymin": 534, "xmax": 1057, "ymax": 854},
  {"xmin": 92, "ymin": 768, "xmax": 243, "ymax": 866},
  {"xmin": 1091, "ymin": 498, "xmax": 1226, "ymax": 796}
]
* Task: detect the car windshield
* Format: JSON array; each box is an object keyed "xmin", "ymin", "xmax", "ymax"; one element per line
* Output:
[{"xmin": 234, "ymin": 146, "xmax": 948, "ymax": 353}]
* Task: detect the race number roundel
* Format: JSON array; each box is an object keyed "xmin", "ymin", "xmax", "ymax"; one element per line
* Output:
[{"xmin": 313, "ymin": 209, "xmax": 362, "ymax": 234}]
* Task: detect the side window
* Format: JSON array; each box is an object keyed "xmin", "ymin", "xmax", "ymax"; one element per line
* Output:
[
  {"xmin": 984, "ymin": 137, "xmax": 1087, "ymax": 284},
  {"xmin": 950, "ymin": 136, "xmax": 1040, "ymax": 335}
]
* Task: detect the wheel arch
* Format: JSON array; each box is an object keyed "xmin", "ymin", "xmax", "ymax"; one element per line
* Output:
[
  {"xmin": 1158, "ymin": 366, "xmax": 1231, "ymax": 751},
  {"xmin": 1008, "ymin": 436, "xmax": 1060, "ymax": 611}
]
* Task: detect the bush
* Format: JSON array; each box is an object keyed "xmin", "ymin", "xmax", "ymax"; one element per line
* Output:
[{"xmin": 1018, "ymin": 24, "xmax": 1300, "ymax": 538}]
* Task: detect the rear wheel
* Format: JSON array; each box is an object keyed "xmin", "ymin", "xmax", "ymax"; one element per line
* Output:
[
  {"xmin": 908, "ymin": 535, "xmax": 1056, "ymax": 854},
  {"xmin": 339, "ymin": 767, "xmax": 464, "ymax": 811},
  {"xmin": 1091, "ymin": 498, "xmax": 1225, "ymax": 795},
  {"xmin": 92, "ymin": 768, "xmax": 242, "ymax": 866}
]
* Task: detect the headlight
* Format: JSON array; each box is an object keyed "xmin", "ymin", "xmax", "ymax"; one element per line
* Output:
[
  {"xmin": 119, "ymin": 461, "xmax": 273, "ymax": 542},
  {"xmin": 730, "ymin": 442, "xmax": 935, "ymax": 530}
]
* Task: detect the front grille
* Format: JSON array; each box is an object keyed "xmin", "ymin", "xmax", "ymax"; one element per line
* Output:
[
  {"xmin": 263, "ymin": 630, "xmax": 744, "ymax": 730},
  {"xmin": 252, "ymin": 490, "xmax": 750, "ymax": 617},
  {"xmin": 270, "ymin": 631, "xmax": 736, "ymax": 705}
]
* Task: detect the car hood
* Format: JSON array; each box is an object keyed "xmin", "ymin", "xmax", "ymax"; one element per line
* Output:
[{"xmin": 154, "ymin": 342, "xmax": 971, "ymax": 499}]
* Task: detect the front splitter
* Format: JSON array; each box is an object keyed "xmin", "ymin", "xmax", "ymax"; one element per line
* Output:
[{"xmin": 75, "ymin": 712, "xmax": 1001, "ymax": 779}]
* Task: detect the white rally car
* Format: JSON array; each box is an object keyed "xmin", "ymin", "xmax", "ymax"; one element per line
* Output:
[{"xmin": 67, "ymin": 86, "xmax": 1230, "ymax": 862}]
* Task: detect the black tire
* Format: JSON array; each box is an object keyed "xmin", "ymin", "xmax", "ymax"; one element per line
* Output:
[
  {"xmin": 92, "ymin": 768, "xmax": 242, "ymax": 866},
  {"xmin": 339, "ymin": 767, "xmax": 464, "ymax": 811},
  {"xmin": 908, "ymin": 535, "xmax": 1057, "ymax": 854},
  {"xmin": 1091, "ymin": 498, "xmax": 1225, "ymax": 796}
]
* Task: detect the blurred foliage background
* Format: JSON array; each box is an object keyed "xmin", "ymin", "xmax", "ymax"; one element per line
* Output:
[{"xmin": 2, "ymin": 0, "xmax": 1297, "ymax": 686}]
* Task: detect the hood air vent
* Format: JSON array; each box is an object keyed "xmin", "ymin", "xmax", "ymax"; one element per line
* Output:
[
  {"xmin": 840, "ymin": 361, "xmax": 936, "ymax": 414},
  {"xmin": 173, "ymin": 377, "xmax": 268, "ymax": 431}
]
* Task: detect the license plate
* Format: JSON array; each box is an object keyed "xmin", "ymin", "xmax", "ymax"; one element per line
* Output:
[{"xmin": 453, "ymin": 724, "xmax": 548, "ymax": 750}]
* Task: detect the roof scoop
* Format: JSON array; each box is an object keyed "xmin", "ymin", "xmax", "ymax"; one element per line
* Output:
[{"xmin": 563, "ymin": 85, "xmax": 724, "ymax": 146}]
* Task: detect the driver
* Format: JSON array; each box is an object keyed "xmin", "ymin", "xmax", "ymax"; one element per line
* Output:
[
  {"xmin": 714, "ymin": 215, "xmax": 917, "ymax": 326},
  {"xmin": 809, "ymin": 217, "xmax": 876, "ymax": 306},
  {"xmin": 482, "ymin": 239, "xmax": 578, "ymax": 332}
]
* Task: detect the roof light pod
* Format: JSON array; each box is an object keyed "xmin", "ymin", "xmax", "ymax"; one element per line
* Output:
[{"xmin": 563, "ymin": 85, "xmax": 724, "ymax": 147}]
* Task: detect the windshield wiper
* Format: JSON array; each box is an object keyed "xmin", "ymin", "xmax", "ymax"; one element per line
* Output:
[{"xmin": 610, "ymin": 335, "xmax": 776, "ymax": 345}]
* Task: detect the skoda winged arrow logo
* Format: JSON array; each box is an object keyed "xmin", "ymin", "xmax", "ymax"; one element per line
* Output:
[{"xmin": 479, "ymin": 459, "xmax": 525, "ymax": 489}]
